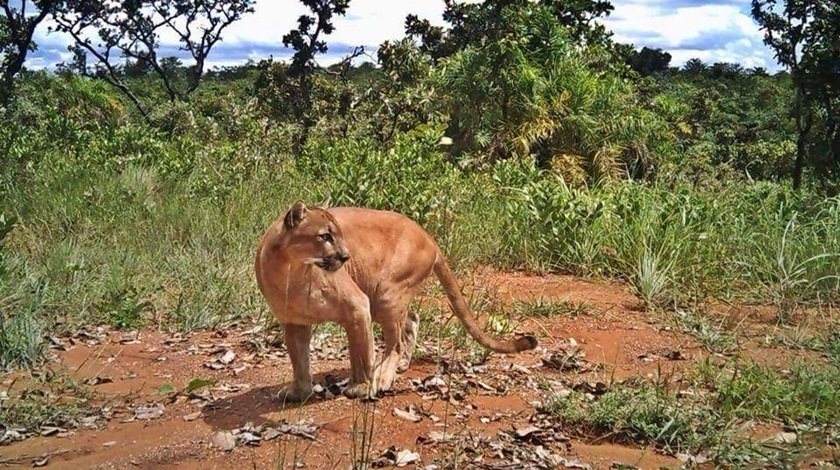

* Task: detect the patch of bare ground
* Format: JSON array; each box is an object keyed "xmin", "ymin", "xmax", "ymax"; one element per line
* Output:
[{"xmin": 1, "ymin": 270, "xmax": 836, "ymax": 469}]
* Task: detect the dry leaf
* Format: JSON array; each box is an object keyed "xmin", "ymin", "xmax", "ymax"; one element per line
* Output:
[
  {"xmin": 183, "ymin": 411, "xmax": 202, "ymax": 422},
  {"xmin": 395, "ymin": 449, "xmax": 420, "ymax": 466},
  {"xmin": 135, "ymin": 403, "xmax": 165, "ymax": 420},
  {"xmin": 393, "ymin": 407, "xmax": 421, "ymax": 423},
  {"xmin": 219, "ymin": 350, "xmax": 236, "ymax": 364}
]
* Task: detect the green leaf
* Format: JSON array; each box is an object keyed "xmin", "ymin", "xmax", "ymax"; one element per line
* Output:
[
  {"xmin": 156, "ymin": 383, "xmax": 175, "ymax": 395},
  {"xmin": 185, "ymin": 378, "xmax": 215, "ymax": 394}
]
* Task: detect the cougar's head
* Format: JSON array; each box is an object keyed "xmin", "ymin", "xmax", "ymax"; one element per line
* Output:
[{"xmin": 282, "ymin": 201, "xmax": 350, "ymax": 272}]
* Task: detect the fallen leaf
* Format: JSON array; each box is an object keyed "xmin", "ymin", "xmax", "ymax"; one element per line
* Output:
[
  {"xmin": 395, "ymin": 449, "xmax": 420, "ymax": 466},
  {"xmin": 515, "ymin": 425, "xmax": 540, "ymax": 439},
  {"xmin": 119, "ymin": 331, "xmax": 141, "ymax": 344},
  {"xmin": 262, "ymin": 428, "xmax": 281, "ymax": 441},
  {"xmin": 237, "ymin": 432, "xmax": 261, "ymax": 446},
  {"xmin": 135, "ymin": 403, "xmax": 165, "ymax": 420},
  {"xmin": 426, "ymin": 431, "xmax": 451, "ymax": 443},
  {"xmin": 185, "ymin": 378, "xmax": 215, "ymax": 394},
  {"xmin": 183, "ymin": 411, "xmax": 202, "ymax": 422},
  {"xmin": 774, "ymin": 432, "xmax": 797, "ymax": 444},
  {"xmin": 560, "ymin": 458, "xmax": 592, "ymax": 469},
  {"xmin": 393, "ymin": 407, "xmax": 421, "ymax": 423},
  {"xmin": 39, "ymin": 426, "xmax": 65, "ymax": 437},
  {"xmin": 219, "ymin": 350, "xmax": 236, "ymax": 364},
  {"xmin": 84, "ymin": 376, "xmax": 114, "ymax": 386},
  {"xmin": 47, "ymin": 335, "xmax": 67, "ymax": 351}
]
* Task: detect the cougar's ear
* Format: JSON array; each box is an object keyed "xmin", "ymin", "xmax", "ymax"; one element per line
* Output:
[
  {"xmin": 284, "ymin": 201, "xmax": 307, "ymax": 229},
  {"xmin": 313, "ymin": 195, "xmax": 331, "ymax": 209}
]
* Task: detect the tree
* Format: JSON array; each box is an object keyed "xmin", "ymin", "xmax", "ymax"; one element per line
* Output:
[
  {"xmin": 627, "ymin": 46, "xmax": 672, "ymax": 76},
  {"xmin": 804, "ymin": 2, "xmax": 840, "ymax": 178},
  {"xmin": 683, "ymin": 58, "xmax": 708, "ymax": 76},
  {"xmin": 281, "ymin": 0, "xmax": 350, "ymax": 153},
  {"xmin": 53, "ymin": 0, "xmax": 254, "ymax": 119},
  {"xmin": 0, "ymin": 0, "xmax": 62, "ymax": 107},
  {"xmin": 752, "ymin": 0, "xmax": 840, "ymax": 188},
  {"xmin": 434, "ymin": 3, "xmax": 666, "ymax": 179},
  {"xmin": 152, "ymin": 0, "xmax": 254, "ymax": 94},
  {"xmin": 405, "ymin": 0, "xmax": 615, "ymax": 61}
]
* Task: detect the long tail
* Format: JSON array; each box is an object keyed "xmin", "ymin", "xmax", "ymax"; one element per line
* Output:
[{"xmin": 433, "ymin": 252, "xmax": 537, "ymax": 353}]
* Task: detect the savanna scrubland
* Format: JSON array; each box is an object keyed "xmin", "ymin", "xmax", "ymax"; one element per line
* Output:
[{"xmin": 1, "ymin": 0, "xmax": 839, "ymax": 468}]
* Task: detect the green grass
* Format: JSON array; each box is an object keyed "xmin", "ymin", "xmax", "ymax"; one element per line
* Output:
[
  {"xmin": 671, "ymin": 308, "xmax": 738, "ymax": 355},
  {"xmin": 542, "ymin": 360, "xmax": 840, "ymax": 463},
  {"xmin": 0, "ymin": 371, "xmax": 94, "ymax": 431},
  {"xmin": 512, "ymin": 298, "xmax": 593, "ymax": 318},
  {"xmin": 0, "ymin": 311, "xmax": 47, "ymax": 370},
  {"xmin": 543, "ymin": 377, "xmax": 711, "ymax": 453}
]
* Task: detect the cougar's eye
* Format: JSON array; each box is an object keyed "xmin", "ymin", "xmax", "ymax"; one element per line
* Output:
[{"xmin": 320, "ymin": 232, "xmax": 333, "ymax": 243}]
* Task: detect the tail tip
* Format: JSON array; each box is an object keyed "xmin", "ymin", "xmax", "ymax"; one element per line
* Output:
[{"xmin": 515, "ymin": 335, "xmax": 538, "ymax": 352}]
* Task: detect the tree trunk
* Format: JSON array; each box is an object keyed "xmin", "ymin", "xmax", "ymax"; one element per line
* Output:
[
  {"xmin": 791, "ymin": 84, "xmax": 812, "ymax": 191},
  {"xmin": 794, "ymin": 126, "xmax": 807, "ymax": 190}
]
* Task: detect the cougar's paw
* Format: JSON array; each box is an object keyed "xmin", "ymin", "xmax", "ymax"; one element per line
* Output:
[
  {"xmin": 343, "ymin": 382, "xmax": 377, "ymax": 399},
  {"xmin": 276, "ymin": 384, "xmax": 312, "ymax": 403},
  {"xmin": 397, "ymin": 356, "xmax": 412, "ymax": 373}
]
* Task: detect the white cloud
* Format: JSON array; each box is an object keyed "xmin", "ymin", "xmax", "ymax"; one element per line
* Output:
[
  {"xmin": 602, "ymin": 0, "xmax": 779, "ymax": 69},
  {"xmin": 26, "ymin": 0, "xmax": 779, "ymax": 71}
]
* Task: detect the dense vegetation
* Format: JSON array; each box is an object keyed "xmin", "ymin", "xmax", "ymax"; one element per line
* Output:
[{"xmin": 1, "ymin": 0, "xmax": 839, "ymax": 463}]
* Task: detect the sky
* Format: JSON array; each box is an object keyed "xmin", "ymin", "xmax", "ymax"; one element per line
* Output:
[{"xmin": 26, "ymin": 0, "xmax": 779, "ymax": 72}]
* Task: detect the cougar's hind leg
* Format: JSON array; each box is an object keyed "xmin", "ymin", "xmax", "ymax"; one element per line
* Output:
[
  {"xmin": 375, "ymin": 317, "xmax": 405, "ymax": 392},
  {"xmin": 398, "ymin": 308, "xmax": 419, "ymax": 372}
]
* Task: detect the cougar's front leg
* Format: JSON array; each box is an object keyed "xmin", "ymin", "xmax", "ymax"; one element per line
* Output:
[
  {"xmin": 277, "ymin": 323, "xmax": 313, "ymax": 403},
  {"xmin": 342, "ymin": 301, "xmax": 376, "ymax": 399}
]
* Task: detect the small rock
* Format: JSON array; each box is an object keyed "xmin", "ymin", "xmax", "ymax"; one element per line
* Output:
[{"xmin": 211, "ymin": 431, "xmax": 236, "ymax": 451}]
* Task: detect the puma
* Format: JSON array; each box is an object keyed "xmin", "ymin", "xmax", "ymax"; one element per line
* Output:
[{"xmin": 254, "ymin": 202, "xmax": 537, "ymax": 400}]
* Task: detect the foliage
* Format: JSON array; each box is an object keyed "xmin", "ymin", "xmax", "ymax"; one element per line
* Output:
[
  {"xmin": 52, "ymin": 0, "xmax": 255, "ymax": 119},
  {"xmin": 0, "ymin": 0, "xmax": 61, "ymax": 106},
  {"xmin": 277, "ymin": 0, "xmax": 352, "ymax": 152},
  {"xmin": 626, "ymin": 46, "xmax": 672, "ymax": 76},
  {"xmin": 435, "ymin": 4, "xmax": 668, "ymax": 177},
  {"xmin": 752, "ymin": 0, "xmax": 840, "ymax": 189},
  {"xmin": 405, "ymin": 0, "xmax": 615, "ymax": 61}
]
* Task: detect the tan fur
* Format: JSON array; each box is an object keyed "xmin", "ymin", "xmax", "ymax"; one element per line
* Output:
[{"xmin": 255, "ymin": 202, "xmax": 537, "ymax": 400}]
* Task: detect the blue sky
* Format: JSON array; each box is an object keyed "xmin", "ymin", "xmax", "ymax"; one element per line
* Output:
[{"xmin": 27, "ymin": 0, "xmax": 778, "ymax": 71}]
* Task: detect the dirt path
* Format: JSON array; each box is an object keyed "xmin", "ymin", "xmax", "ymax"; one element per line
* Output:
[{"xmin": 0, "ymin": 271, "xmax": 815, "ymax": 469}]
